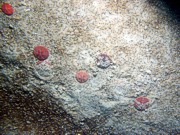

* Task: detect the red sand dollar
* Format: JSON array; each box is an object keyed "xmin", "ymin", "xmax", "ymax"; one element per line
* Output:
[
  {"xmin": 76, "ymin": 70, "xmax": 89, "ymax": 83},
  {"xmin": 134, "ymin": 96, "xmax": 150, "ymax": 111},
  {"xmin": 33, "ymin": 45, "xmax": 49, "ymax": 61},
  {"xmin": 1, "ymin": 3, "xmax": 14, "ymax": 15}
]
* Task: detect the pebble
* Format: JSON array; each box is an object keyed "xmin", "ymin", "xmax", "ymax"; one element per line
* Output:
[
  {"xmin": 17, "ymin": 1, "xmax": 27, "ymax": 6},
  {"xmin": 144, "ymin": 25, "xmax": 148, "ymax": 30},
  {"xmin": 55, "ymin": 85, "xmax": 59, "ymax": 89},
  {"xmin": 26, "ymin": 121, "xmax": 31, "ymax": 124},
  {"xmin": 145, "ymin": 70, "xmax": 152, "ymax": 75}
]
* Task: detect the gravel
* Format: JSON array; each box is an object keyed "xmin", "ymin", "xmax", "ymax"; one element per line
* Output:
[{"xmin": 0, "ymin": 0, "xmax": 179, "ymax": 134}]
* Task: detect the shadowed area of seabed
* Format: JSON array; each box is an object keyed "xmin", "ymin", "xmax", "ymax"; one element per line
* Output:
[
  {"xmin": 163, "ymin": 0, "xmax": 180, "ymax": 15},
  {"xmin": 0, "ymin": 86, "xmax": 87, "ymax": 134},
  {"xmin": 147, "ymin": 0, "xmax": 180, "ymax": 20}
]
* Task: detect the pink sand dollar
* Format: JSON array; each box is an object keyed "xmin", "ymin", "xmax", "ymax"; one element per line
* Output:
[
  {"xmin": 134, "ymin": 96, "xmax": 150, "ymax": 111},
  {"xmin": 96, "ymin": 53, "xmax": 111, "ymax": 69},
  {"xmin": 75, "ymin": 70, "xmax": 89, "ymax": 83},
  {"xmin": 33, "ymin": 45, "xmax": 49, "ymax": 61},
  {"xmin": 1, "ymin": 3, "xmax": 14, "ymax": 15}
]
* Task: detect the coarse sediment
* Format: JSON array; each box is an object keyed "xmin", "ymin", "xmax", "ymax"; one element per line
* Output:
[{"xmin": 0, "ymin": 0, "xmax": 179, "ymax": 134}]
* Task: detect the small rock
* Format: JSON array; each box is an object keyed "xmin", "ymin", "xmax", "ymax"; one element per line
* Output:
[
  {"xmin": 144, "ymin": 25, "xmax": 148, "ymax": 30},
  {"xmin": 26, "ymin": 121, "xmax": 31, "ymax": 124},
  {"xmin": 18, "ymin": 1, "xmax": 27, "ymax": 6},
  {"xmin": 146, "ymin": 70, "xmax": 152, "ymax": 75},
  {"xmin": 55, "ymin": 85, "xmax": 59, "ymax": 89}
]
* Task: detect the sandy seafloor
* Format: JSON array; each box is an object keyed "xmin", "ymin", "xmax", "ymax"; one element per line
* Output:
[{"xmin": 0, "ymin": 0, "xmax": 179, "ymax": 134}]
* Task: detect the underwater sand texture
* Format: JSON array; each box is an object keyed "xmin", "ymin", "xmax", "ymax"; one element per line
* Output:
[{"xmin": 0, "ymin": 0, "xmax": 179, "ymax": 134}]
